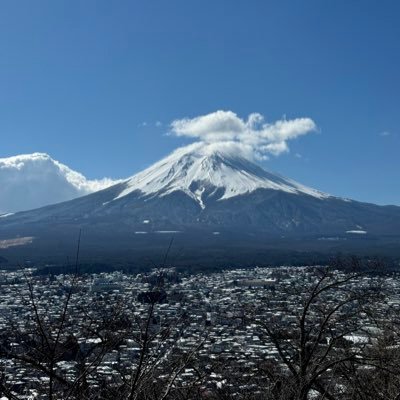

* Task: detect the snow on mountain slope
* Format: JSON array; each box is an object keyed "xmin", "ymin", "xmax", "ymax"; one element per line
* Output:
[
  {"xmin": 2, "ymin": 145, "xmax": 400, "ymax": 266},
  {"xmin": 0, "ymin": 153, "xmax": 120, "ymax": 213},
  {"xmin": 114, "ymin": 143, "xmax": 330, "ymax": 208}
]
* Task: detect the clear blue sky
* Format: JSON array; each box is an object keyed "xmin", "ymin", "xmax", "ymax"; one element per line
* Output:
[{"xmin": 1, "ymin": 0, "xmax": 399, "ymax": 205}]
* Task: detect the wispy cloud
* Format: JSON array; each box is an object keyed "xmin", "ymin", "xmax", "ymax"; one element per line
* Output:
[
  {"xmin": 170, "ymin": 110, "xmax": 316, "ymax": 160},
  {"xmin": 379, "ymin": 131, "xmax": 391, "ymax": 137},
  {"xmin": 139, "ymin": 121, "xmax": 163, "ymax": 128}
]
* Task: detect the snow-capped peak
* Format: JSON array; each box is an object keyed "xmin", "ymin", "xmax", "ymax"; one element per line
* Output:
[{"xmin": 114, "ymin": 144, "xmax": 329, "ymax": 208}]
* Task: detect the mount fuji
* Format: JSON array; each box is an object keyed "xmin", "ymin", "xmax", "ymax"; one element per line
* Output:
[{"xmin": 1, "ymin": 144, "xmax": 400, "ymax": 266}]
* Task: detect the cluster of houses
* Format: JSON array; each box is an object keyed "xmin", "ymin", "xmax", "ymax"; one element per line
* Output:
[{"xmin": 0, "ymin": 265, "xmax": 399, "ymax": 398}]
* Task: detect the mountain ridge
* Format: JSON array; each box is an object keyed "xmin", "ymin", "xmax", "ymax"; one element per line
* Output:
[{"xmin": 1, "ymin": 145, "xmax": 400, "ymax": 266}]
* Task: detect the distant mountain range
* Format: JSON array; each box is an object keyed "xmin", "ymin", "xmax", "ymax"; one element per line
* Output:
[{"xmin": 1, "ymin": 144, "xmax": 400, "ymax": 267}]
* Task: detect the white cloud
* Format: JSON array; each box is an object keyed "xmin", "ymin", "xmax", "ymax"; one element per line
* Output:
[
  {"xmin": 379, "ymin": 131, "xmax": 391, "ymax": 137},
  {"xmin": 0, "ymin": 153, "xmax": 120, "ymax": 213},
  {"xmin": 170, "ymin": 110, "xmax": 316, "ymax": 160}
]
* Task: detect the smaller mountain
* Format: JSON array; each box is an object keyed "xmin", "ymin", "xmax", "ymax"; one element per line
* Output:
[{"xmin": 0, "ymin": 153, "xmax": 119, "ymax": 213}]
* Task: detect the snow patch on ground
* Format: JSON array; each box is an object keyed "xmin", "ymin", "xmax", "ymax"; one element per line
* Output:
[
  {"xmin": 0, "ymin": 213, "xmax": 14, "ymax": 218},
  {"xmin": 0, "ymin": 236, "xmax": 34, "ymax": 249}
]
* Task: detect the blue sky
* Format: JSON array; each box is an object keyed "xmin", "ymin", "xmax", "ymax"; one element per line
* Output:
[{"xmin": 1, "ymin": 0, "xmax": 399, "ymax": 205}]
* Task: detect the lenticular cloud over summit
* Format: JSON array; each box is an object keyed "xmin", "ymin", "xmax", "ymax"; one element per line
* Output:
[
  {"xmin": 170, "ymin": 110, "xmax": 317, "ymax": 160},
  {"xmin": 0, "ymin": 153, "xmax": 119, "ymax": 213}
]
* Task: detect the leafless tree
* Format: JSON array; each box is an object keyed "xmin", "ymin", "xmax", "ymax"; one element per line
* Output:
[
  {"xmin": 243, "ymin": 259, "xmax": 388, "ymax": 400},
  {"xmin": 0, "ymin": 250, "xmax": 206, "ymax": 400},
  {"xmin": 2, "ymin": 254, "xmax": 400, "ymax": 400}
]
